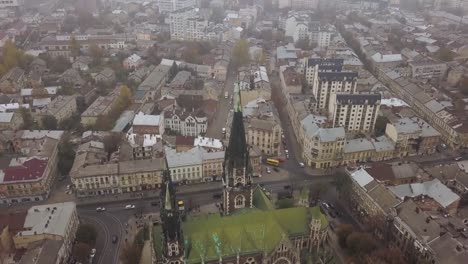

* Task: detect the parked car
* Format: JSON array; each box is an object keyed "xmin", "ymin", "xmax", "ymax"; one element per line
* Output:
[
  {"xmin": 212, "ymin": 193, "xmax": 222, "ymax": 199},
  {"xmin": 125, "ymin": 205, "xmax": 135, "ymax": 209},
  {"xmin": 112, "ymin": 235, "xmax": 118, "ymax": 244},
  {"xmin": 286, "ymin": 154, "xmax": 290, "ymax": 159},
  {"xmin": 150, "ymin": 201, "xmax": 159, "ymax": 206},
  {"xmin": 328, "ymin": 211, "xmax": 337, "ymax": 218},
  {"xmin": 66, "ymin": 184, "xmax": 72, "ymax": 190},
  {"xmin": 266, "ymin": 167, "xmax": 271, "ymax": 174},
  {"xmin": 222, "ymin": 127, "xmax": 226, "ymax": 134},
  {"xmin": 90, "ymin": 248, "xmax": 96, "ymax": 258},
  {"xmin": 95, "ymin": 207, "xmax": 106, "ymax": 212},
  {"xmin": 299, "ymin": 162, "xmax": 305, "ymax": 168},
  {"xmin": 283, "ymin": 185, "xmax": 291, "ymax": 190},
  {"xmin": 273, "ymin": 167, "xmax": 279, "ymax": 172}
]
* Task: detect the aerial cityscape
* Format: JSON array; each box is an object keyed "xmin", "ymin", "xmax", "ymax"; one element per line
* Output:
[{"xmin": 1, "ymin": 0, "xmax": 468, "ymax": 263}]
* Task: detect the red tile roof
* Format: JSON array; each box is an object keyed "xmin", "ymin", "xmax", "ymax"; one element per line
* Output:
[
  {"xmin": 2, "ymin": 158, "xmax": 48, "ymax": 183},
  {"xmin": 175, "ymin": 136, "xmax": 195, "ymax": 146}
]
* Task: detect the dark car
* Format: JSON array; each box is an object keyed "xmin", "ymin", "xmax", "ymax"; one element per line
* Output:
[
  {"xmin": 150, "ymin": 201, "xmax": 159, "ymax": 206},
  {"xmin": 283, "ymin": 185, "xmax": 291, "ymax": 190},
  {"xmin": 329, "ymin": 211, "xmax": 337, "ymax": 218},
  {"xmin": 273, "ymin": 167, "xmax": 279, "ymax": 172},
  {"xmin": 212, "ymin": 193, "xmax": 222, "ymax": 199},
  {"xmin": 112, "ymin": 235, "xmax": 118, "ymax": 244}
]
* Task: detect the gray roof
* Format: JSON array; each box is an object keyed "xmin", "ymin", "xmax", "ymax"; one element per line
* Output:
[
  {"xmin": 119, "ymin": 158, "xmax": 166, "ymax": 174},
  {"xmin": 425, "ymin": 99, "xmax": 445, "ymax": 114},
  {"xmin": 301, "ymin": 114, "xmax": 345, "ymax": 142},
  {"xmin": 344, "ymin": 138, "xmax": 375, "ymax": 153},
  {"xmin": 165, "ymin": 146, "xmax": 202, "ymax": 168},
  {"xmin": 389, "ymin": 179, "xmax": 460, "ymax": 207},
  {"xmin": 371, "ymin": 136, "xmax": 395, "ymax": 152},
  {"xmin": 0, "ymin": 112, "xmax": 14, "ymax": 123},
  {"xmin": 392, "ymin": 117, "xmax": 422, "ymax": 134},
  {"xmin": 396, "ymin": 200, "xmax": 441, "ymax": 243},
  {"xmin": 19, "ymin": 202, "xmax": 76, "ymax": 237}
]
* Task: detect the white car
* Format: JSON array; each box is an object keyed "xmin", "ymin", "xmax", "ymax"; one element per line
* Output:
[
  {"xmin": 96, "ymin": 207, "xmax": 106, "ymax": 212},
  {"xmin": 90, "ymin": 248, "xmax": 96, "ymax": 258},
  {"xmin": 299, "ymin": 162, "xmax": 305, "ymax": 168},
  {"xmin": 125, "ymin": 204, "xmax": 136, "ymax": 209},
  {"xmin": 266, "ymin": 167, "xmax": 272, "ymax": 174},
  {"xmin": 66, "ymin": 184, "xmax": 72, "ymax": 190}
]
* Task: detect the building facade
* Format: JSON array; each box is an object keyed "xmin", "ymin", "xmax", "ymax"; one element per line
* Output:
[
  {"xmin": 246, "ymin": 117, "xmax": 282, "ymax": 155},
  {"xmin": 313, "ymin": 72, "xmax": 358, "ymax": 111},
  {"xmin": 164, "ymin": 109, "xmax": 207, "ymax": 137}
]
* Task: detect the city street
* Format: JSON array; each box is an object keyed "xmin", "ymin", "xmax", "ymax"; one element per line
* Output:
[{"xmin": 206, "ymin": 65, "xmax": 237, "ymax": 139}]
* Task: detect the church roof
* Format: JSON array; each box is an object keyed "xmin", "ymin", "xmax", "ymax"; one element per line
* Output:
[
  {"xmin": 252, "ymin": 186, "xmax": 274, "ymax": 211},
  {"xmin": 153, "ymin": 207, "xmax": 327, "ymax": 263}
]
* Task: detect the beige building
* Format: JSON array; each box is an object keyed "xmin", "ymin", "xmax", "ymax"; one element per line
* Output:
[
  {"xmin": 300, "ymin": 114, "xmax": 346, "ymax": 169},
  {"xmin": 81, "ymin": 91, "xmax": 118, "ymax": 127},
  {"xmin": 245, "ymin": 117, "xmax": 282, "ymax": 155},
  {"xmin": 0, "ymin": 112, "xmax": 23, "ymax": 130},
  {"xmin": 201, "ymin": 150, "xmax": 224, "ymax": 181},
  {"xmin": 14, "ymin": 202, "xmax": 79, "ymax": 264},
  {"xmin": 312, "ymin": 72, "xmax": 358, "ymax": 111},
  {"xmin": 0, "ymin": 130, "xmax": 63, "ymax": 204},
  {"xmin": 37, "ymin": 95, "xmax": 77, "ymax": 123},
  {"xmin": 409, "ymin": 60, "xmax": 447, "ymax": 80},
  {"xmin": 70, "ymin": 140, "xmax": 167, "ymax": 197}
]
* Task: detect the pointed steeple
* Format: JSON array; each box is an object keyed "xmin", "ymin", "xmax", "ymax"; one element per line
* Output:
[
  {"xmin": 224, "ymin": 82, "xmax": 250, "ymax": 181},
  {"xmin": 164, "ymin": 182, "xmax": 172, "ymax": 211}
]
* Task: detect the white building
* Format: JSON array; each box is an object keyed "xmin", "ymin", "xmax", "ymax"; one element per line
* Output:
[
  {"xmin": 156, "ymin": 0, "xmax": 195, "ymax": 14},
  {"xmin": 169, "ymin": 8, "xmax": 209, "ymax": 41},
  {"xmin": 0, "ymin": 0, "xmax": 23, "ymax": 9},
  {"xmin": 312, "ymin": 71, "xmax": 358, "ymax": 110},
  {"xmin": 163, "ymin": 109, "xmax": 207, "ymax": 137},
  {"xmin": 285, "ymin": 12, "xmax": 332, "ymax": 47},
  {"xmin": 329, "ymin": 93, "xmax": 381, "ymax": 134},
  {"xmin": 165, "ymin": 146, "xmax": 203, "ymax": 183},
  {"xmin": 304, "ymin": 58, "xmax": 344, "ymax": 85}
]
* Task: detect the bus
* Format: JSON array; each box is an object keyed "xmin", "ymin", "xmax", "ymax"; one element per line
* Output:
[{"xmin": 266, "ymin": 158, "xmax": 280, "ymax": 167}]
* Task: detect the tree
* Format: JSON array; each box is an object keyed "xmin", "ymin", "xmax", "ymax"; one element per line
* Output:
[
  {"xmin": 58, "ymin": 133, "xmax": 76, "ymax": 175},
  {"xmin": 70, "ymin": 36, "xmax": 80, "ymax": 58},
  {"xmin": 295, "ymin": 37, "xmax": 310, "ymax": 50},
  {"xmin": 76, "ymin": 224, "xmax": 98, "ymax": 245},
  {"xmin": 253, "ymin": 49, "xmax": 266, "ymax": 65},
  {"xmin": 336, "ymin": 224, "xmax": 353, "ymax": 248},
  {"xmin": 346, "ymin": 232, "xmax": 377, "ymax": 256},
  {"xmin": 89, "ymin": 43, "xmax": 103, "ymax": 65},
  {"xmin": 103, "ymin": 133, "xmax": 123, "ymax": 158},
  {"xmin": 169, "ymin": 61, "xmax": 179, "ymax": 81},
  {"xmin": 232, "ymin": 39, "xmax": 250, "ymax": 68},
  {"xmin": 49, "ymin": 56, "xmax": 71, "ymax": 73},
  {"xmin": 459, "ymin": 77, "xmax": 468, "ymax": 95},
  {"xmin": 437, "ymin": 48, "xmax": 454, "ymax": 62},
  {"xmin": 19, "ymin": 107, "xmax": 34, "ymax": 129},
  {"xmin": 365, "ymin": 247, "xmax": 406, "ymax": 264},
  {"xmin": 181, "ymin": 44, "xmax": 202, "ymax": 64},
  {"xmin": 120, "ymin": 244, "xmax": 142, "ymax": 264},
  {"xmin": 210, "ymin": 6, "xmax": 225, "ymax": 24},
  {"xmin": 41, "ymin": 115, "xmax": 58, "ymax": 130},
  {"xmin": 73, "ymin": 242, "xmax": 92, "ymax": 263},
  {"xmin": 374, "ymin": 115, "xmax": 389, "ymax": 137}
]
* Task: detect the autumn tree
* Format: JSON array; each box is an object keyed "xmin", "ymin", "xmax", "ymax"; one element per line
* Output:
[
  {"xmin": 120, "ymin": 244, "xmax": 142, "ymax": 264},
  {"xmin": 103, "ymin": 133, "xmax": 123, "ymax": 158},
  {"xmin": 346, "ymin": 232, "xmax": 377, "ymax": 256},
  {"xmin": 295, "ymin": 37, "xmax": 311, "ymax": 50},
  {"xmin": 58, "ymin": 133, "xmax": 76, "ymax": 175},
  {"xmin": 19, "ymin": 107, "xmax": 34, "ymax": 129},
  {"xmin": 73, "ymin": 242, "xmax": 92, "ymax": 264},
  {"xmin": 374, "ymin": 115, "xmax": 389, "ymax": 137},
  {"xmin": 89, "ymin": 43, "xmax": 104, "ymax": 65},
  {"xmin": 336, "ymin": 224, "xmax": 354, "ymax": 248},
  {"xmin": 41, "ymin": 115, "xmax": 58, "ymax": 130},
  {"xmin": 70, "ymin": 36, "xmax": 80, "ymax": 58},
  {"xmin": 181, "ymin": 44, "xmax": 202, "ymax": 64},
  {"xmin": 0, "ymin": 40, "xmax": 32, "ymax": 76},
  {"xmin": 232, "ymin": 39, "xmax": 250, "ymax": 68},
  {"xmin": 459, "ymin": 77, "xmax": 468, "ymax": 95},
  {"xmin": 365, "ymin": 247, "xmax": 406, "ymax": 264},
  {"xmin": 253, "ymin": 49, "xmax": 267, "ymax": 65},
  {"xmin": 437, "ymin": 48, "xmax": 454, "ymax": 62},
  {"xmin": 76, "ymin": 224, "xmax": 97, "ymax": 245}
]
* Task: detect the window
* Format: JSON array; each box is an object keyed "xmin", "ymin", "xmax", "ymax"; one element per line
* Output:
[{"xmin": 235, "ymin": 195, "xmax": 245, "ymax": 208}]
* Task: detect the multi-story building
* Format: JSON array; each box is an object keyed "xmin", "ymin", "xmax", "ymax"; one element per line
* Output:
[
  {"xmin": 409, "ymin": 60, "xmax": 447, "ymax": 80},
  {"xmin": 299, "ymin": 114, "xmax": 345, "ymax": 169},
  {"xmin": 37, "ymin": 95, "xmax": 77, "ymax": 123},
  {"xmin": 123, "ymin": 133, "xmax": 163, "ymax": 160},
  {"xmin": 0, "ymin": 0, "xmax": 23, "ymax": 9},
  {"xmin": 312, "ymin": 71, "xmax": 358, "ymax": 110},
  {"xmin": 385, "ymin": 117, "xmax": 441, "ymax": 156},
  {"xmin": 156, "ymin": 0, "xmax": 195, "ymax": 13},
  {"xmin": 13, "ymin": 202, "xmax": 79, "ymax": 264},
  {"xmin": 81, "ymin": 89, "xmax": 119, "ymax": 127},
  {"xmin": 163, "ymin": 109, "xmax": 207, "ymax": 137},
  {"xmin": 245, "ymin": 117, "xmax": 282, "ymax": 155},
  {"xmin": 200, "ymin": 149, "xmax": 224, "ymax": 182},
  {"xmin": 0, "ymin": 130, "xmax": 63, "ymax": 204},
  {"xmin": 284, "ymin": 12, "xmax": 332, "ymax": 46},
  {"xmin": 39, "ymin": 35, "xmax": 126, "ymax": 58},
  {"xmin": 169, "ymin": 8, "xmax": 209, "ymax": 41},
  {"xmin": 132, "ymin": 112, "xmax": 164, "ymax": 135},
  {"xmin": 165, "ymin": 146, "xmax": 203, "ymax": 183},
  {"xmin": 328, "ymin": 93, "xmax": 381, "ymax": 134},
  {"xmin": 304, "ymin": 58, "xmax": 343, "ymax": 85},
  {"xmin": 0, "ymin": 112, "xmax": 22, "ymax": 130}
]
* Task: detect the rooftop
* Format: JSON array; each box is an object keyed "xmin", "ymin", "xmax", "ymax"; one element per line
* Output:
[
  {"xmin": 0, "ymin": 157, "xmax": 48, "ymax": 183},
  {"xmin": 133, "ymin": 112, "xmax": 161, "ymax": 126},
  {"xmin": 18, "ymin": 202, "xmax": 76, "ymax": 238},
  {"xmin": 165, "ymin": 146, "xmax": 202, "ymax": 168},
  {"xmin": 194, "ymin": 136, "xmax": 223, "ymax": 149}
]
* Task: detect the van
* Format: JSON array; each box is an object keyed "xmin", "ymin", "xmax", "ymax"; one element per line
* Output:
[{"xmin": 222, "ymin": 127, "xmax": 226, "ymax": 134}]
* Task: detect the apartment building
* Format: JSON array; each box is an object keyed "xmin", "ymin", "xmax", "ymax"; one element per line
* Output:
[
  {"xmin": 409, "ymin": 60, "xmax": 447, "ymax": 80},
  {"xmin": 304, "ymin": 58, "xmax": 343, "ymax": 85},
  {"xmin": 385, "ymin": 117, "xmax": 441, "ymax": 156},
  {"xmin": 40, "ymin": 36, "xmax": 126, "ymax": 58},
  {"xmin": 81, "ymin": 90, "xmax": 119, "ymax": 127},
  {"xmin": 201, "ymin": 149, "xmax": 224, "ymax": 182},
  {"xmin": 0, "ymin": 112, "xmax": 22, "ymax": 130},
  {"xmin": 123, "ymin": 133, "xmax": 163, "ymax": 160},
  {"xmin": 132, "ymin": 112, "xmax": 164, "ymax": 135},
  {"xmin": 14, "ymin": 202, "xmax": 79, "ymax": 264},
  {"xmin": 328, "ymin": 93, "xmax": 381, "ymax": 134},
  {"xmin": 245, "ymin": 117, "xmax": 282, "ymax": 155},
  {"xmin": 299, "ymin": 114, "xmax": 345, "ymax": 169},
  {"xmin": 37, "ymin": 95, "xmax": 77, "ymax": 123},
  {"xmin": 169, "ymin": 8, "xmax": 209, "ymax": 41},
  {"xmin": 156, "ymin": 0, "xmax": 195, "ymax": 13},
  {"xmin": 165, "ymin": 146, "xmax": 203, "ymax": 183},
  {"xmin": 284, "ymin": 12, "xmax": 332, "ymax": 46},
  {"xmin": 70, "ymin": 140, "xmax": 167, "ymax": 197},
  {"xmin": 163, "ymin": 109, "xmax": 207, "ymax": 137},
  {"xmin": 312, "ymin": 71, "xmax": 358, "ymax": 110},
  {"xmin": 0, "ymin": 130, "xmax": 63, "ymax": 204}
]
